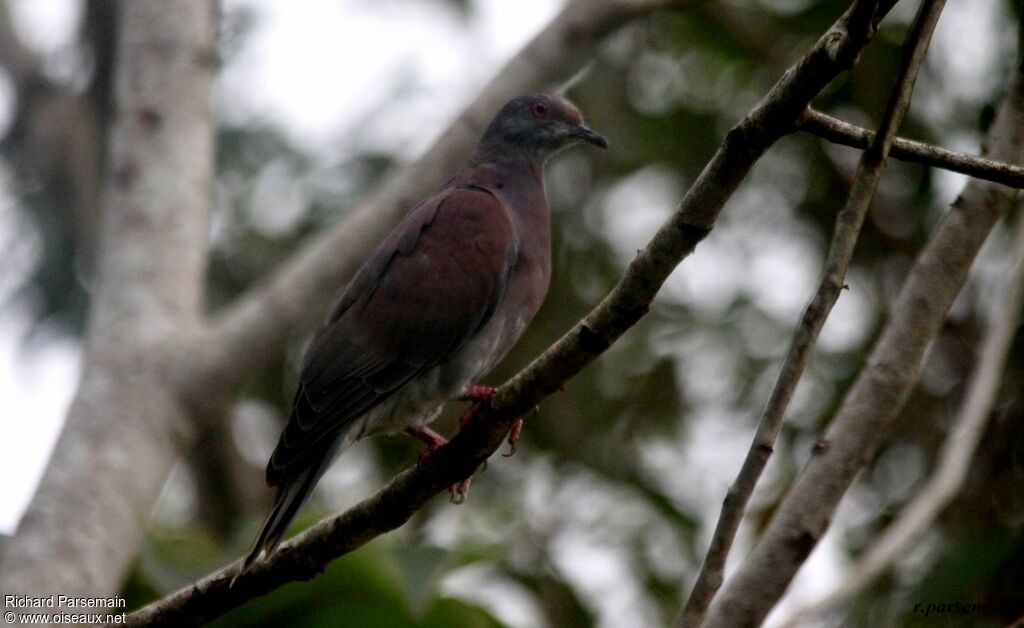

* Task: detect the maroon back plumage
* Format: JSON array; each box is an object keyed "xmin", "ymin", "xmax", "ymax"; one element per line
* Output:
[
  {"xmin": 236, "ymin": 94, "xmax": 606, "ymax": 578},
  {"xmin": 268, "ymin": 186, "xmax": 517, "ymax": 483}
]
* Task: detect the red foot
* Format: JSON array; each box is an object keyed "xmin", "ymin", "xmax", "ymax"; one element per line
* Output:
[
  {"xmin": 503, "ymin": 419, "xmax": 524, "ymax": 457},
  {"xmin": 405, "ymin": 425, "xmax": 479, "ymax": 503},
  {"xmin": 459, "ymin": 384, "xmax": 495, "ymax": 402},
  {"xmin": 450, "ymin": 477, "xmax": 472, "ymax": 504},
  {"xmin": 406, "ymin": 426, "xmax": 447, "ymax": 464},
  {"xmin": 419, "ymin": 384, "xmax": 533, "ymax": 501},
  {"xmin": 458, "ymin": 383, "xmax": 494, "ymax": 429},
  {"xmin": 459, "ymin": 386, "xmax": 533, "ymax": 457}
]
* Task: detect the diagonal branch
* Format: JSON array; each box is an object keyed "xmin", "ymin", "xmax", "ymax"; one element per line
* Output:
[
  {"xmin": 782, "ymin": 206, "xmax": 1024, "ymax": 625},
  {"xmin": 799, "ymin": 108, "xmax": 1024, "ymax": 189},
  {"xmin": 674, "ymin": 2, "xmax": 945, "ymax": 626},
  {"xmin": 175, "ymin": 0, "xmax": 695, "ymax": 404},
  {"xmin": 703, "ymin": 13, "xmax": 1024, "ymax": 628},
  {"xmin": 121, "ymin": 1, "xmax": 898, "ymax": 625}
]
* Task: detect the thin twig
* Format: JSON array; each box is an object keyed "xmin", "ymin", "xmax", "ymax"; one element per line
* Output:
[
  {"xmin": 781, "ymin": 209, "xmax": 1024, "ymax": 626},
  {"xmin": 703, "ymin": 18, "xmax": 1024, "ymax": 628},
  {"xmin": 675, "ymin": 2, "xmax": 945, "ymax": 626},
  {"xmin": 119, "ymin": 0, "xmax": 898, "ymax": 625},
  {"xmin": 799, "ymin": 108, "xmax": 1024, "ymax": 189}
]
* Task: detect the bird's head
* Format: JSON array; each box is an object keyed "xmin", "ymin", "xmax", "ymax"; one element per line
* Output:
[{"xmin": 480, "ymin": 93, "xmax": 608, "ymax": 162}]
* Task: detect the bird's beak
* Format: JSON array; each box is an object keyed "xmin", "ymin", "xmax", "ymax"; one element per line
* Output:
[{"xmin": 572, "ymin": 123, "xmax": 609, "ymax": 149}]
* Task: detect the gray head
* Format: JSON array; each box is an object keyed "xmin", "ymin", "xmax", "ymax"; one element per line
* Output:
[{"xmin": 479, "ymin": 93, "xmax": 608, "ymax": 162}]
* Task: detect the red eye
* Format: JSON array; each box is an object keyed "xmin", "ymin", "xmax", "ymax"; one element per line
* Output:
[{"xmin": 531, "ymin": 102, "xmax": 549, "ymax": 118}]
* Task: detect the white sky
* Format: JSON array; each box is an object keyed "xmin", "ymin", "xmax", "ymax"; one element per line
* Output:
[{"xmin": 0, "ymin": 0, "xmax": 1012, "ymax": 626}]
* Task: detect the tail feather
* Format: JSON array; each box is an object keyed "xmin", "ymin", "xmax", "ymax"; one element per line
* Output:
[{"xmin": 231, "ymin": 436, "xmax": 345, "ymax": 587}]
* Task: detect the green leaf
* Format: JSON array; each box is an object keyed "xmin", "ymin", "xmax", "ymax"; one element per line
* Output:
[{"xmin": 392, "ymin": 545, "xmax": 451, "ymax": 616}]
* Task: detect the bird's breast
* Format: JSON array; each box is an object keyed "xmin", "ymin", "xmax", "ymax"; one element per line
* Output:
[{"xmin": 455, "ymin": 238, "xmax": 550, "ymax": 383}]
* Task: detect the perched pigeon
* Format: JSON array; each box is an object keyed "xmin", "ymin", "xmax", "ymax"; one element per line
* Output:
[{"xmin": 239, "ymin": 93, "xmax": 607, "ymax": 574}]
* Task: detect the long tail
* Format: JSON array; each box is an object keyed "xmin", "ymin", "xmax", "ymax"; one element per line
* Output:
[{"xmin": 231, "ymin": 438, "xmax": 343, "ymax": 586}]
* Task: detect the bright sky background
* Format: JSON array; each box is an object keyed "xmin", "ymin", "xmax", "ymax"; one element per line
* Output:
[{"xmin": 0, "ymin": 0, "xmax": 1011, "ymax": 626}]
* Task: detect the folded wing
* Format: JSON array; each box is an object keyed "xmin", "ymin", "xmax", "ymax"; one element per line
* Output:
[{"xmin": 267, "ymin": 185, "xmax": 517, "ymax": 485}]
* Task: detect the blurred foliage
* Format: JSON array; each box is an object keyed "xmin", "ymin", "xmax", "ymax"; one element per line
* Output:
[
  {"xmin": 122, "ymin": 529, "xmax": 502, "ymax": 628},
  {"xmin": 2, "ymin": 0, "xmax": 1024, "ymax": 626}
]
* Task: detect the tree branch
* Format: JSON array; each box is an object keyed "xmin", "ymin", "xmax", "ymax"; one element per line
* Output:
[
  {"xmin": 122, "ymin": 1, "xmax": 898, "ymax": 624},
  {"xmin": 0, "ymin": 0, "xmax": 216, "ymax": 608},
  {"xmin": 0, "ymin": 0, "xmax": 684, "ymax": 612},
  {"xmin": 675, "ymin": 2, "xmax": 944, "ymax": 626},
  {"xmin": 783, "ymin": 204, "xmax": 1024, "ymax": 626},
  {"xmin": 703, "ymin": 18, "xmax": 1024, "ymax": 628},
  {"xmin": 799, "ymin": 108, "xmax": 1024, "ymax": 189},
  {"xmin": 175, "ymin": 0, "xmax": 694, "ymax": 404}
]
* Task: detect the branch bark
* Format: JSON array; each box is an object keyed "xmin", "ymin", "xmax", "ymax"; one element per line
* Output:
[
  {"xmin": 0, "ymin": 0, "xmax": 216, "ymax": 610},
  {"xmin": 702, "ymin": 23, "xmax": 1024, "ymax": 628},
  {"xmin": 122, "ymin": 1, "xmax": 898, "ymax": 625},
  {"xmin": 799, "ymin": 108, "xmax": 1024, "ymax": 189},
  {"xmin": 784, "ymin": 206, "xmax": 1024, "ymax": 625},
  {"xmin": 675, "ymin": 2, "xmax": 944, "ymax": 625},
  {"xmin": 0, "ymin": 0, "xmax": 686, "ymax": 609},
  {"xmin": 175, "ymin": 0, "xmax": 694, "ymax": 404}
]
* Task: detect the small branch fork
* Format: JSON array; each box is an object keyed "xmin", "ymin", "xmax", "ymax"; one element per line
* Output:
[
  {"xmin": 704, "ymin": 11, "xmax": 1024, "ymax": 628},
  {"xmin": 676, "ymin": 2, "xmax": 947, "ymax": 627},
  {"xmin": 119, "ymin": 0, "xmax": 902, "ymax": 625},
  {"xmin": 782, "ymin": 206, "xmax": 1024, "ymax": 626},
  {"xmin": 798, "ymin": 108, "xmax": 1024, "ymax": 189}
]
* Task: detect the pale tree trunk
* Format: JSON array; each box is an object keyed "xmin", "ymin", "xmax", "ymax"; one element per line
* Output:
[
  {"xmin": 0, "ymin": 0, "xmax": 215, "ymax": 612},
  {"xmin": 703, "ymin": 42, "xmax": 1024, "ymax": 628},
  {"xmin": 0, "ymin": 0, "xmax": 685, "ymax": 611}
]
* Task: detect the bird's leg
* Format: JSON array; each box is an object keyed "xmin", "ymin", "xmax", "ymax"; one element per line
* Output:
[
  {"xmin": 458, "ymin": 384, "xmax": 535, "ymax": 457},
  {"xmin": 458, "ymin": 383, "xmax": 494, "ymax": 428},
  {"xmin": 405, "ymin": 426, "xmax": 447, "ymax": 464},
  {"xmin": 457, "ymin": 382, "xmax": 494, "ymax": 462},
  {"xmin": 458, "ymin": 383, "xmax": 495, "ymax": 402},
  {"xmin": 405, "ymin": 425, "xmax": 474, "ymax": 503}
]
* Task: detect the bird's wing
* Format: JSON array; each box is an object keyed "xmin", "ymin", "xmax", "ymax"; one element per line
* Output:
[{"xmin": 267, "ymin": 185, "xmax": 517, "ymax": 484}]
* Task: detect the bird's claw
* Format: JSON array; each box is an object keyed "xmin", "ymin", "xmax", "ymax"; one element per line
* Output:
[
  {"xmin": 503, "ymin": 419, "xmax": 524, "ymax": 457},
  {"xmin": 449, "ymin": 476, "xmax": 472, "ymax": 504},
  {"xmin": 449, "ymin": 388, "xmax": 531, "ymax": 493},
  {"xmin": 418, "ymin": 441, "xmax": 478, "ymax": 503}
]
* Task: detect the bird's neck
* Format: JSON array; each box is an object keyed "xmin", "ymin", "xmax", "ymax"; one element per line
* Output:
[
  {"xmin": 469, "ymin": 141, "xmax": 547, "ymax": 175},
  {"xmin": 457, "ymin": 146, "xmax": 550, "ymax": 261},
  {"xmin": 459, "ymin": 148, "xmax": 545, "ymax": 206}
]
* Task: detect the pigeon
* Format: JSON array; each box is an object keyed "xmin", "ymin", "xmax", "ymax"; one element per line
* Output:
[{"xmin": 238, "ymin": 93, "xmax": 607, "ymax": 575}]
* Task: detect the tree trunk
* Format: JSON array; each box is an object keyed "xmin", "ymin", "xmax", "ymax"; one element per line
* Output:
[
  {"xmin": 703, "ymin": 50, "xmax": 1024, "ymax": 628},
  {"xmin": 0, "ymin": 0, "xmax": 215, "ymax": 611}
]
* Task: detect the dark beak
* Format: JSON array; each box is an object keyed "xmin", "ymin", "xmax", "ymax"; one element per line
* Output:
[{"xmin": 572, "ymin": 123, "xmax": 609, "ymax": 149}]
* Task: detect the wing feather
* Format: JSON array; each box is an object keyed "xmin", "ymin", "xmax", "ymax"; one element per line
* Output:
[{"xmin": 267, "ymin": 186, "xmax": 516, "ymax": 484}]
